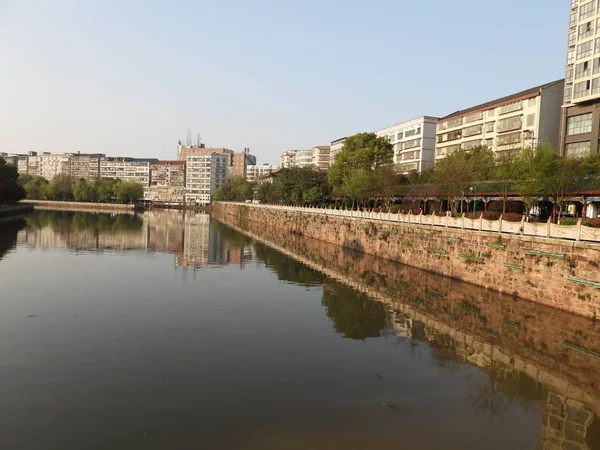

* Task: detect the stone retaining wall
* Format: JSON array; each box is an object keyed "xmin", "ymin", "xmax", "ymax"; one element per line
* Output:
[
  {"xmin": 213, "ymin": 202, "xmax": 600, "ymax": 318},
  {"xmin": 22, "ymin": 200, "xmax": 135, "ymax": 212}
]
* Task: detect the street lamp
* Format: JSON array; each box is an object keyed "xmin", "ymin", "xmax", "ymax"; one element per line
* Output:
[{"xmin": 470, "ymin": 186, "xmax": 478, "ymax": 217}]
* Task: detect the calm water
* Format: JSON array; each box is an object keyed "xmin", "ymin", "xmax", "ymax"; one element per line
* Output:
[{"xmin": 0, "ymin": 210, "xmax": 599, "ymax": 450}]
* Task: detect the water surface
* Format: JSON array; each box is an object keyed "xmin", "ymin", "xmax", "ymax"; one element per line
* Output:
[{"xmin": 0, "ymin": 210, "xmax": 599, "ymax": 449}]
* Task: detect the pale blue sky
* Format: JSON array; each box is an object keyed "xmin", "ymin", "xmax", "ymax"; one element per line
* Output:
[{"xmin": 0, "ymin": 0, "xmax": 567, "ymax": 164}]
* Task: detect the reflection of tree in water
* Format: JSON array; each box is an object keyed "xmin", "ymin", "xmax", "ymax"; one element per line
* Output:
[
  {"xmin": 212, "ymin": 221, "xmax": 253, "ymax": 251},
  {"xmin": 321, "ymin": 281, "xmax": 389, "ymax": 340},
  {"xmin": 25, "ymin": 210, "xmax": 143, "ymax": 234},
  {"xmin": 253, "ymin": 242, "xmax": 327, "ymax": 287},
  {"xmin": 427, "ymin": 330, "xmax": 461, "ymax": 373},
  {"xmin": 467, "ymin": 363, "xmax": 544, "ymax": 423},
  {"xmin": 0, "ymin": 218, "xmax": 26, "ymax": 260}
]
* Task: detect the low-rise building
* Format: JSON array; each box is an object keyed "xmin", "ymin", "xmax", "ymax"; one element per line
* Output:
[
  {"xmin": 246, "ymin": 164, "xmax": 279, "ymax": 183},
  {"xmin": 280, "ymin": 151, "xmax": 297, "ymax": 168},
  {"xmin": 148, "ymin": 160, "xmax": 186, "ymax": 202},
  {"xmin": 436, "ymin": 80, "xmax": 564, "ymax": 160},
  {"xmin": 231, "ymin": 148, "xmax": 257, "ymax": 179},
  {"xmin": 329, "ymin": 137, "xmax": 347, "ymax": 164},
  {"xmin": 312, "ymin": 146, "xmax": 331, "ymax": 170},
  {"xmin": 376, "ymin": 116, "xmax": 438, "ymax": 174},
  {"xmin": 184, "ymin": 153, "xmax": 228, "ymax": 205}
]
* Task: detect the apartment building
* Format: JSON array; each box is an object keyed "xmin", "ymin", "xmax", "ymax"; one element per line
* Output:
[
  {"xmin": 100, "ymin": 157, "xmax": 156, "ymax": 198},
  {"xmin": 312, "ymin": 146, "xmax": 331, "ymax": 170},
  {"xmin": 436, "ymin": 80, "xmax": 564, "ymax": 160},
  {"xmin": 0, "ymin": 153, "xmax": 19, "ymax": 166},
  {"xmin": 184, "ymin": 153, "xmax": 228, "ymax": 205},
  {"xmin": 231, "ymin": 148, "xmax": 257, "ymax": 178},
  {"xmin": 148, "ymin": 160, "xmax": 186, "ymax": 202},
  {"xmin": 561, "ymin": 0, "xmax": 600, "ymax": 156},
  {"xmin": 246, "ymin": 164, "xmax": 279, "ymax": 183},
  {"xmin": 294, "ymin": 150, "xmax": 314, "ymax": 168},
  {"xmin": 329, "ymin": 137, "xmax": 347, "ymax": 164},
  {"xmin": 280, "ymin": 151, "xmax": 296, "ymax": 168},
  {"xmin": 32, "ymin": 153, "xmax": 71, "ymax": 180},
  {"xmin": 376, "ymin": 116, "xmax": 438, "ymax": 174},
  {"xmin": 69, "ymin": 153, "xmax": 105, "ymax": 180}
]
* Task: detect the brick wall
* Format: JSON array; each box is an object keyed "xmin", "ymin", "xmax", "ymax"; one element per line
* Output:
[{"xmin": 213, "ymin": 203, "xmax": 600, "ymax": 319}]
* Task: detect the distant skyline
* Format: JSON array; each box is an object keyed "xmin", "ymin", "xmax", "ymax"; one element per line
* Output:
[{"xmin": 0, "ymin": 0, "xmax": 566, "ymax": 165}]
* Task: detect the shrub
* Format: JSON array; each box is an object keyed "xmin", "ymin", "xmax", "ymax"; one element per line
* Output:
[
  {"xmin": 482, "ymin": 211, "xmax": 501, "ymax": 221},
  {"xmin": 503, "ymin": 213, "xmax": 523, "ymax": 222},
  {"xmin": 561, "ymin": 218, "xmax": 600, "ymax": 228},
  {"xmin": 488, "ymin": 201, "xmax": 524, "ymax": 214},
  {"xmin": 390, "ymin": 205, "xmax": 402, "ymax": 214},
  {"xmin": 560, "ymin": 218, "xmax": 578, "ymax": 226}
]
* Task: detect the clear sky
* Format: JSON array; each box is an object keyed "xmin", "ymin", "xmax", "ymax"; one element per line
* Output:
[{"xmin": 0, "ymin": 0, "xmax": 567, "ymax": 164}]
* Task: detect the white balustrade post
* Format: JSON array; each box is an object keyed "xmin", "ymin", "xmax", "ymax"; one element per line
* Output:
[
  {"xmin": 498, "ymin": 215, "xmax": 503, "ymax": 234},
  {"xmin": 446, "ymin": 214, "xmax": 449, "ymax": 228},
  {"xmin": 547, "ymin": 218, "xmax": 552, "ymax": 238},
  {"xmin": 479, "ymin": 215, "xmax": 483, "ymax": 231},
  {"xmin": 419, "ymin": 213, "xmax": 423, "ymax": 225},
  {"xmin": 577, "ymin": 218, "xmax": 582, "ymax": 241},
  {"xmin": 520, "ymin": 216, "xmax": 526, "ymax": 235}
]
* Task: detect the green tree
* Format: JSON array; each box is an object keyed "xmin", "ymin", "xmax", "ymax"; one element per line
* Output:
[
  {"xmin": 547, "ymin": 156, "xmax": 586, "ymax": 223},
  {"xmin": 22, "ymin": 176, "xmax": 49, "ymax": 200},
  {"xmin": 114, "ymin": 180, "xmax": 144, "ymax": 203},
  {"xmin": 492, "ymin": 150, "xmax": 519, "ymax": 214},
  {"xmin": 72, "ymin": 179, "xmax": 94, "ymax": 202},
  {"xmin": 47, "ymin": 174, "xmax": 73, "ymax": 201},
  {"xmin": 328, "ymin": 132, "xmax": 393, "ymax": 191},
  {"xmin": 373, "ymin": 165, "xmax": 401, "ymax": 208},
  {"xmin": 0, "ymin": 157, "xmax": 26, "ymax": 205},
  {"xmin": 93, "ymin": 178, "xmax": 117, "ymax": 202},
  {"xmin": 342, "ymin": 168, "xmax": 373, "ymax": 208},
  {"xmin": 259, "ymin": 167, "xmax": 330, "ymax": 205},
  {"xmin": 213, "ymin": 177, "xmax": 254, "ymax": 202},
  {"xmin": 512, "ymin": 144, "xmax": 556, "ymax": 220}
]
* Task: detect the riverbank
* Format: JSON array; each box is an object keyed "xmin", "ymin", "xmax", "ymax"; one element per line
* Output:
[
  {"xmin": 213, "ymin": 202, "xmax": 600, "ymax": 318},
  {"xmin": 0, "ymin": 204, "xmax": 34, "ymax": 220},
  {"xmin": 21, "ymin": 200, "xmax": 135, "ymax": 213}
]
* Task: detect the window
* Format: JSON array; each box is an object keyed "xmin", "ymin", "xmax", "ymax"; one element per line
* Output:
[
  {"xmin": 499, "ymin": 101, "xmax": 522, "ymax": 115},
  {"xmin": 405, "ymin": 129, "xmax": 417, "ymax": 138},
  {"xmin": 574, "ymin": 80, "xmax": 591, "ymax": 98},
  {"xmin": 569, "ymin": 30, "xmax": 577, "ymax": 47},
  {"xmin": 596, "ymin": 38, "xmax": 600, "ymax": 54},
  {"xmin": 446, "ymin": 117, "xmax": 463, "ymax": 128},
  {"xmin": 464, "ymin": 111, "xmax": 483, "ymax": 123},
  {"xmin": 577, "ymin": 40, "xmax": 593, "ymax": 59},
  {"xmin": 528, "ymin": 97, "xmax": 537, "ymax": 107},
  {"xmin": 593, "ymin": 77, "xmax": 600, "ymax": 95},
  {"xmin": 565, "ymin": 141, "xmax": 591, "ymax": 157},
  {"xmin": 526, "ymin": 114, "xmax": 536, "ymax": 127},
  {"xmin": 485, "ymin": 122, "xmax": 494, "ymax": 132},
  {"xmin": 566, "ymin": 112, "xmax": 593, "ymax": 135},
  {"xmin": 575, "ymin": 60, "xmax": 592, "ymax": 79},
  {"xmin": 463, "ymin": 140, "xmax": 482, "ymax": 150},
  {"xmin": 497, "ymin": 115, "xmax": 523, "ymax": 133},
  {"xmin": 397, "ymin": 132, "xmax": 403, "ymax": 140},
  {"xmin": 463, "ymin": 125, "xmax": 482, "ymax": 137},
  {"xmin": 594, "ymin": 57, "xmax": 600, "ymax": 74},
  {"xmin": 487, "ymin": 109, "xmax": 495, "ymax": 117},
  {"xmin": 485, "ymin": 138, "xmax": 494, "ymax": 148},
  {"xmin": 497, "ymin": 132, "xmax": 522, "ymax": 146},
  {"xmin": 403, "ymin": 138, "xmax": 421, "ymax": 149},
  {"xmin": 568, "ymin": 50, "xmax": 575, "ymax": 64},
  {"xmin": 580, "ymin": 1, "xmax": 595, "ymax": 20},
  {"xmin": 579, "ymin": 21, "xmax": 594, "ymax": 39},
  {"xmin": 567, "ymin": 67, "xmax": 574, "ymax": 82},
  {"xmin": 570, "ymin": 12, "xmax": 577, "ymax": 27}
]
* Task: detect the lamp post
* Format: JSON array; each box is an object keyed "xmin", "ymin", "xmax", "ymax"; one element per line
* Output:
[{"xmin": 470, "ymin": 186, "xmax": 478, "ymax": 217}]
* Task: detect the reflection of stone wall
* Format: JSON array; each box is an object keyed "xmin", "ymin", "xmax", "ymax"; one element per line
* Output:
[
  {"xmin": 213, "ymin": 203, "xmax": 600, "ymax": 318},
  {"xmin": 213, "ymin": 208, "xmax": 600, "ymax": 422},
  {"xmin": 541, "ymin": 392, "xmax": 597, "ymax": 450}
]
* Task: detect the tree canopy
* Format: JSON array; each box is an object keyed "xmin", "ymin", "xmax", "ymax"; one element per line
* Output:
[
  {"xmin": 213, "ymin": 177, "xmax": 254, "ymax": 202},
  {"xmin": 257, "ymin": 167, "xmax": 331, "ymax": 205},
  {"xmin": 0, "ymin": 157, "xmax": 26, "ymax": 205}
]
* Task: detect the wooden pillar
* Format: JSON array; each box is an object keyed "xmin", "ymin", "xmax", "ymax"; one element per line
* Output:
[
  {"xmin": 583, "ymin": 196, "xmax": 588, "ymax": 219},
  {"xmin": 552, "ymin": 201, "xmax": 557, "ymax": 224}
]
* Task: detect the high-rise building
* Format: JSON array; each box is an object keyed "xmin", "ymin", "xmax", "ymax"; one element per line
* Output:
[
  {"xmin": 436, "ymin": 81, "xmax": 564, "ymax": 160},
  {"xmin": 329, "ymin": 138, "xmax": 347, "ymax": 164},
  {"xmin": 69, "ymin": 153, "xmax": 105, "ymax": 180},
  {"xmin": 184, "ymin": 153, "xmax": 228, "ymax": 205},
  {"xmin": 376, "ymin": 116, "xmax": 438, "ymax": 174},
  {"xmin": 312, "ymin": 146, "xmax": 331, "ymax": 170},
  {"xmin": 148, "ymin": 160, "xmax": 186, "ymax": 202},
  {"xmin": 561, "ymin": 0, "xmax": 600, "ymax": 156}
]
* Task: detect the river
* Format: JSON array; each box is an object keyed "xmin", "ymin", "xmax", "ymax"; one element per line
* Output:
[{"xmin": 0, "ymin": 210, "xmax": 599, "ymax": 450}]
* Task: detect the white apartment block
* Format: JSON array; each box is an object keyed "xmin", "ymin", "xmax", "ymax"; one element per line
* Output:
[
  {"xmin": 294, "ymin": 150, "xmax": 314, "ymax": 168},
  {"xmin": 27, "ymin": 153, "xmax": 71, "ymax": 180},
  {"xmin": 312, "ymin": 146, "xmax": 331, "ymax": 169},
  {"xmin": 280, "ymin": 151, "xmax": 296, "ymax": 168},
  {"xmin": 70, "ymin": 154, "xmax": 105, "ymax": 180},
  {"xmin": 185, "ymin": 153, "xmax": 228, "ymax": 205},
  {"xmin": 561, "ymin": 0, "xmax": 600, "ymax": 156},
  {"xmin": 376, "ymin": 117, "xmax": 438, "ymax": 174},
  {"xmin": 436, "ymin": 80, "xmax": 564, "ymax": 160},
  {"xmin": 246, "ymin": 164, "xmax": 279, "ymax": 183},
  {"xmin": 329, "ymin": 137, "xmax": 347, "ymax": 164}
]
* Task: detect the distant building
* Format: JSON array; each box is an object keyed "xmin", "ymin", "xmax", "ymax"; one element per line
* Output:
[
  {"xmin": 280, "ymin": 151, "xmax": 297, "ymax": 168},
  {"xmin": 69, "ymin": 153, "xmax": 105, "ymax": 181},
  {"xmin": 148, "ymin": 160, "xmax": 186, "ymax": 202},
  {"xmin": 376, "ymin": 116, "xmax": 438, "ymax": 174},
  {"xmin": 100, "ymin": 157, "xmax": 157, "ymax": 198},
  {"xmin": 329, "ymin": 137, "xmax": 347, "ymax": 164},
  {"xmin": 312, "ymin": 146, "xmax": 331, "ymax": 170},
  {"xmin": 231, "ymin": 148, "xmax": 257, "ymax": 179},
  {"xmin": 294, "ymin": 150, "xmax": 314, "ymax": 168},
  {"xmin": 34, "ymin": 153, "xmax": 71, "ymax": 180},
  {"xmin": 184, "ymin": 153, "xmax": 228, "ymax": 205},
  {"xmin": 436, "ymin": 80, "xmax": 564, "ymax": 160},
  {"xmin": 246, "ymin": 164, "xmax": 279, "ymax": 183},
  {"xmin": 0, "ymin": 153, "xmax": 20, "ymax": 166}
]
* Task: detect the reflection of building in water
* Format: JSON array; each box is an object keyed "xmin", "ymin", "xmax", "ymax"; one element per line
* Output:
[{"xmin": 179, "ymin": 214, "xmax": 211, "ymax": 267}]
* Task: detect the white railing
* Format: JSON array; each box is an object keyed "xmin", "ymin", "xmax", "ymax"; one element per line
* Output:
[{"xmin": 226, "ymin": 203, "xmax": 600, "ymax": 243}]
